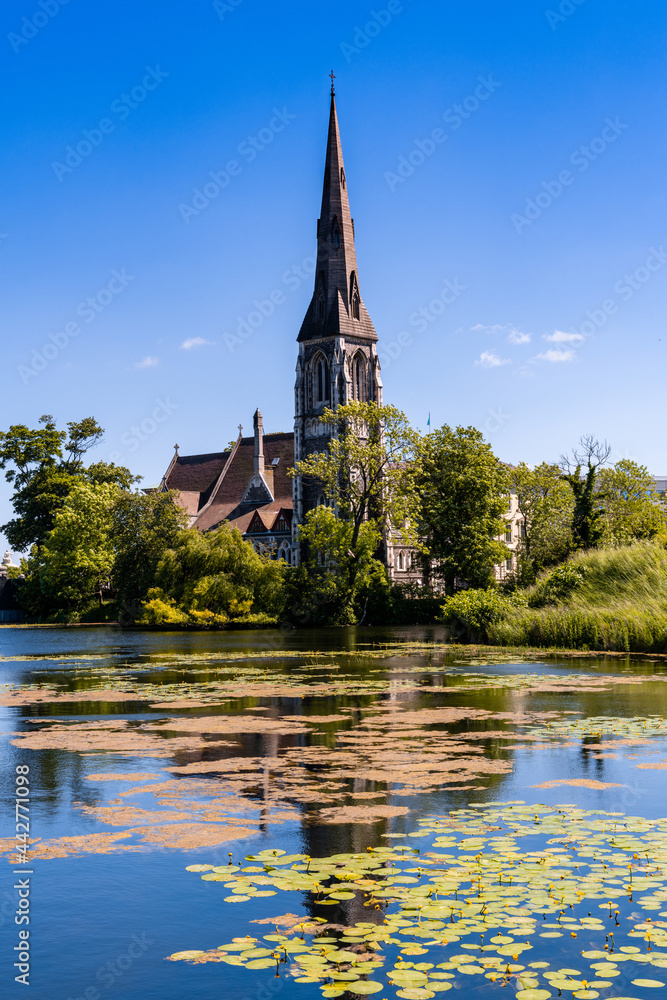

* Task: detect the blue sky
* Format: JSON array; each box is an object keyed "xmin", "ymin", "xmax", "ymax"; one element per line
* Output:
[{"xmin": 2, "ymin": 0, "xmax": 667, "ymax": 554}]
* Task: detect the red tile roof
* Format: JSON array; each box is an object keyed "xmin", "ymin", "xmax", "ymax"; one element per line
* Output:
[{"xmin": 165, "ymin": 434, "xmax": 295, "ymax": 533}]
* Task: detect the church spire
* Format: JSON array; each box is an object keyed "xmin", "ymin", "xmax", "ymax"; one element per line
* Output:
[{"xmin": 297, "ymin": 88, "xmax": 378, "ymax": 343}]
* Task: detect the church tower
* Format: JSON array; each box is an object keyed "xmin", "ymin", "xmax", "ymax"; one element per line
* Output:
[{"xmin": 293, "ymin": 82, "xmax": 383, "ymax": 534}]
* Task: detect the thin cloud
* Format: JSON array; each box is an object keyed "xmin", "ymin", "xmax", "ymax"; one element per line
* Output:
[
  {"xmin": 472, "ymin": 323, "xmax": 530, "ymax": 345},
  {"xmin": 475, "ymin": 350, "xmax": 511, "ymax": 368},
  {"xmin": 181, "ymin": 337, "xmax": 213, "ymax": 350},
  {"xmin": 135, "ymin": 356, "xmax": 159, "ymax": 369},
  {"xmin": 544, "ymin": 330, "xmax": 584, "ymax": 344},
  {"xmin": 535, "ymin": 348, "xmax": 575, "ymax": 363}
]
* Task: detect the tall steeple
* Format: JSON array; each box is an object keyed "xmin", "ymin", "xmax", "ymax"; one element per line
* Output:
[
  {"xmin": 298, "ymin": 91, "xmax": 377, "ymax": 343},
  {"xmin": 292, "ymin": 83, "xmax": 383, "ymax": 545}
]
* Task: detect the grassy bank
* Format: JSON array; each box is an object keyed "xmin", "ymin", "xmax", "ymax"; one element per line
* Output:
[{"xmin": 445, "ymin": 542, "xmax": 667, "ymax": 653}]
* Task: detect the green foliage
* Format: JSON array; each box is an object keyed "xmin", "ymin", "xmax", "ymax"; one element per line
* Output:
[
  {"xmin": 0, "ymin": 414, "xmax": 137, "ymax": 552},
  {"xmin": 490, "ymin": 542, "xmax": 667, "ymax": 652},
  {"xmin": 598, "ymin": 459, "xmax": 667, "ymax": 544},
  {"xmin": 527, "ymin": 562, "xmax": 587, "ymax": 607},
  {"xmin": 417, "ymin": 425, "xmax": 510, "ymax": 591},
  {"xmin": 491, "ymin": 604, "xmax": 667, "ymax": 652},
  {"xmin": 149, "ymin": 524, "xmax": 284, "ymax": 623},
  {"xmin": 34, "ymin": 481, "xmax": 120, "ymax": 617},
  {"xmin": 291, "ymin": 402, "xmax": 421, "ymax": 551},
  {"xmin": 511, "ymin": 461, "xmax": 574, "ymax": 580},
  {"xmin": 111, "ymin": 491, "xmax": 187, "ymax": 618},
  {"xmin": 560, "ymin": 435, "xmax": 611, "ymax": 550},
  {"xmin": 136, "ymin": 590, "xmax": 190, "ymax": 625},
  {"xmin": 440, "ymin": 588, "xmax": 526, "ymax": 641},
  {"xmin": 284, "ymin": 506, "xmax": 389, "ymax": 626}
]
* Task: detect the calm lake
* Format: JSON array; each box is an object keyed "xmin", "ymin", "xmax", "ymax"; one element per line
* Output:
[{"xmin": 2, "ymin": 626, "xmax": 667, "ymax": 1000}]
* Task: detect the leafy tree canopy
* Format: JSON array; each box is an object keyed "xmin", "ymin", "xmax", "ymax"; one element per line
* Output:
[
  {"xmin": 291, "ymin": 402, "xmax": 421, "ymax": 551},
  {"xmin": 511, "ymin": 461, "xmax": 574, "ymax": 582},
  {"xmin": 560, "ymin": 435, "xmax": 611, "ymax": 550},
  {"xmin": 284, "ymin": 506, "xmax": 388, "ymax": 626},
  {"xmin": 112, "ymin": 490, "xmax": 187, "ymax": 618},
  {"xmin": 417, "ymin": 425, "xmax": 510, "ymax": 591},
  {"xmin": 0, "ymin": 414, "xmax": 138, "ymax": 551},
  {"xmin": 146, "ymin": 524, "xmax": 285, "ymax": 624},
  {"xmin": 598, "ymin": 458, "xmax": 667, "ymax": 545}
]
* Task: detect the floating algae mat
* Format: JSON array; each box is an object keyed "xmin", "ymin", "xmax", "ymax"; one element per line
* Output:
[{"xmin": 170, "ymin": 802, "xmax": 667, "ymax": 999}]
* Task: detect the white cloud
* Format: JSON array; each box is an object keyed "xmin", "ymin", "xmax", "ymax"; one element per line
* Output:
[
  {"xmin": 544, "ymin": 330, "xmax": 584, "ymax": 344},
  {"xmin": 471, "ymin": 323, "xmax": 507, "ymax": 334},
  {"xmin": 535, "ymin": 348, "xmax": 575, "ymax": 363},
  {"xmin": 181, "ymin": 337, "xmax": 213, "ymax": 350},
  {"xmin": 135, "ymin": 356, "xmax": 159, "ymax": 369},
  {"xmin": 472, "ymin": 323, "xmax": 530, "ymax": 345},
  {"xmin": 475, "ymin": 350, "xmax": 511, "ymax": 368}
]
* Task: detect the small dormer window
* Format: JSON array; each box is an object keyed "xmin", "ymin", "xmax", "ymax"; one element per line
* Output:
[
  {"xmin": 332, "ymin": 218, "xmax": 341, "ymax": 249},
  {"xmin": 340, "ymin": 167, "xmax": 346, "ymax": 189}
]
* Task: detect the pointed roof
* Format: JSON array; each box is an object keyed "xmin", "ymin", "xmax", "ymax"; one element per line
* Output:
[{"xmin": 298, "ymin": 91, "xmax": 378, "ymax": 343}]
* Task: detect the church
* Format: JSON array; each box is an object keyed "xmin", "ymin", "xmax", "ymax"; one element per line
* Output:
[{"xmin": 158, "ymin": 83, "xmax": 421, "ymax": 582}]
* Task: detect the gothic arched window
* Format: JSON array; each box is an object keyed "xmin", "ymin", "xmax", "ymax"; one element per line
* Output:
[
  {"xmin": 350, "ymin": 272, "xmax": 360, "ymax": 320},
  {"xmin": 352, "ymin": 353, "xmax": 366, "ymax": 401},
  {"xmin": 317, "ymin": 291, "xmax": 326, "ymax": 321},
  {"xmin": 332, "ymin": 218, "xmax": 341, "ymax": 250},
  {"xmin": 315, "ymin": 355, "xmax": 330, "ymax": 403},
  {"xmin": 340, "ymin": 167, "xmax": 346, "ymax": 189},
  {"xmin": 397, "ymin": 552, "xmax": 405, "ymax": 571}
]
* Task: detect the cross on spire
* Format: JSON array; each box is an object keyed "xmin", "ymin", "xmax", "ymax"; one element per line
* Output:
[{"xmin": 329, "ymin": 70, "xmax": 336, "ymax": 96}]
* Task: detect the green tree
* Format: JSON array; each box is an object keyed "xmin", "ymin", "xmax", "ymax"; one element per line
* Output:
[
  {"xmin": 512, "ymin": 462, "xmax": 574, "ymax": 581},
  {"xmin": 147, "ymin": 523, "xmax": 285, "ymax": 623},
  {"xmin": 0, "ymin": 415, "xmax": 136, "ymax": 552},
  {"xmin": 417, "ymin": 425, "xmax": 510, "ymax": 592},
  {"xmin": 597, "ymin": 459, "xmax": 667, "ymax": 544},
  {"xmin": 560, "ymin": 436, "xmax": 611, "ymax": 550},
  {"xmin": 284, "ymin": 506, "xmax": 389, "ymax": 626},
  {"xmin": 35, "ymin": 481, "xmax": 120, "ymax": 616},
  {"xmin": 291, "ymin": 402, "xmax": 421, "ymax": 554},
  {"xmin": 111, "ymin": 490, "xmax": 187, "ymax": 618}
]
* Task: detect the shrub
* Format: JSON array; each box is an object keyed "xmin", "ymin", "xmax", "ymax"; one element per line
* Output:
[
  {"xmin": 137, "ymin": 590, "xmax": 189, "ymax": 625},
  {"xmin": 528, "ymin": 563, "xmax": 586, "ymax": 607},
  {"xmin": 440, "ymin": 589, "xmax": 526, "ymax": 641}
]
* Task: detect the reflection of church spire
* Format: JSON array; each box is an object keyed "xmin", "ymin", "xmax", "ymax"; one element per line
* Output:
[{"xmin": 298, "ymin": 90, "xmax": 377, "ymax": 343}]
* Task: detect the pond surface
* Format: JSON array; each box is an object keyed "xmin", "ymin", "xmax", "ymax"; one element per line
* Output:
[{"xmin": 2, "ymin": 625, "xmax": 667, "ymax": 1000}]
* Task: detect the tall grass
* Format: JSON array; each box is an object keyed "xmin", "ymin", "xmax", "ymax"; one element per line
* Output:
[{"xmin": 490, "ymin": 542, "xmax": 667, "ymax": 652}]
